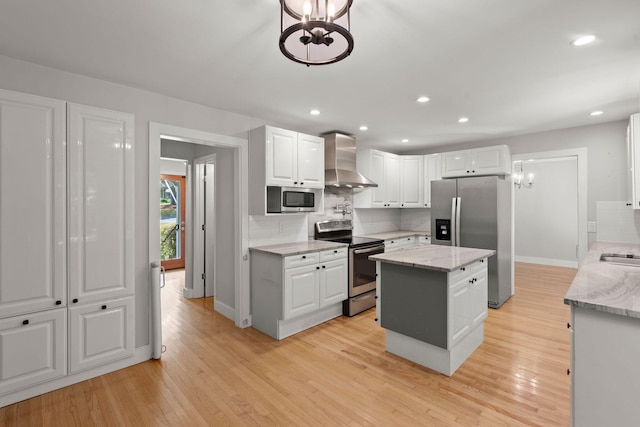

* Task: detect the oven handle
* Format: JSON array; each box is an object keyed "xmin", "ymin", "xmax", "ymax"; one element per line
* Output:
[{"xmin": 353, "ymin": 246, "xmax": 385, "ymax": 255}]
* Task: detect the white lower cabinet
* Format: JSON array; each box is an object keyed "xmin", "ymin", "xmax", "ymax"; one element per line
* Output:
[
  {"xmin": 251, "ymin": 247, "xmax": 347, "ymax": 340},
  {"xmin": 447, "ymin": 259, "xmax": 488, "ymax": 348},
  {"xmin": 69, "ymin": 297, "xmax": 134, "ymax": 374},
  {"xmin": 0, "ymin": 308, "xmax": 66, "ymax": 395},
  {"xmin": 384, "ymin": 236, "xmax": 416, "ymax": 252}
]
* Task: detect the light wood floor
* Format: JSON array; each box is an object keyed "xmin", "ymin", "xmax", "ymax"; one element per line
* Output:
[{"xmin": 0, "ymin": 263, "xmax": 577, "ymax": 426}]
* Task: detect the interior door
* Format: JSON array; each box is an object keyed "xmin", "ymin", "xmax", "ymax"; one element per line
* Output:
[{"xmin": 160, "ymin": 175, "xmax": 186, "ymax": 270}]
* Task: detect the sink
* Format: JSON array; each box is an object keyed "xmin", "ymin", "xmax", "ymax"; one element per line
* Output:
[{"xmin": 600, "ymin": 253, "xmax": 640, "ymax": 266}]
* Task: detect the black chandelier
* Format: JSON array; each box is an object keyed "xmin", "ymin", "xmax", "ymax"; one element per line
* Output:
[{"xmin": 279, "ymin": 0, "xmax": 354, "ymax": 66}]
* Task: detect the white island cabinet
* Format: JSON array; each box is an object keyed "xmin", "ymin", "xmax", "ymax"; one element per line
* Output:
[
  {"xmin": 371, "ymin": 245, "xmax": 494, "ymax": 376},
  {"xmin": 250, "ymin": 242, "xmax": 347, "ymax": 340}
]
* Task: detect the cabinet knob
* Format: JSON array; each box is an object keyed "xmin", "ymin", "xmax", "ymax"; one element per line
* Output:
[
  {"xmin": 472, "ymin": 170, "xmax": 476, "ymax": 173},
  {"xmin": 316, "ymin": 266, "xmax": 320, "ymax": 270},
  {"xmin": 322, "ymin": 265, "xmax": 326, "ymax": 269},
  {"xmin": 22, "ymin": 319, "xmax": 29, "ymax": 325},
  {"xmin": 374, "ymin": 318, "xmax": 378, "ymax": 322},
  {"xmin": 294, "ymin": 181, "xmax": 298, "ymax": 185},
  {"xmin": 567, "ymin": 368, "xmax": 571, "ymax": 375},
  {"xmin": 73, "ymin": 298, "xmax": 79, "ymax": 304},
  {"xmin": 461, "ymin": 267, "xmax": 466, "ymax": 271},
  {"xmin": 407, "ymin": 238, "xmax": 411, "ymax": 241},
  {"xmin": 401, "ymin": 204, "xmax": 404, "ymax": 206},
  {"xmin": 300, "ymin": 182, "xmax": 304, "ymax": 185},
  {"xmin": 467, "ymin": 170, "xmax": 470, "ymax": 173},
  {"xmin": 374, "ymin": 295, "xmax": 378, "ymax": 299},
  {"xmin": 102, "ymin": 305, "xmax": 107, "ymax": 310},
  {"xmin": 334, "ymin": 250, "xmax": 338, "ymax": 253},
  {"xmin": 567, "ymin": 322, "xmax": 571, "ymax": 329},
  {"xmin": 302, "ymin": 255, "xmax": 306, "ymax": 259},
  {"xmin": 55, "ymin": 300, "xmax": 62, "ymax": 305}
]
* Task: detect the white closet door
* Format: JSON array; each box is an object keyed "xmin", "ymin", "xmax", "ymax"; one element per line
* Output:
[
  {"xmin": 68, "ymin": 104, "xmax": 134, "ymax": 305},
  {"xmin": 0, "ymin": 89, "xmax": 66, "ymax": 318}
]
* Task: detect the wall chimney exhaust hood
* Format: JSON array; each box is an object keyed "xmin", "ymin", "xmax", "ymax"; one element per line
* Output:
[{"xmin": 323, "ymin": 133, "xmax": 378, "ymax": 188}]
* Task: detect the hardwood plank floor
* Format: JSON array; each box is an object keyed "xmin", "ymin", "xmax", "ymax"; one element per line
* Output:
[{"xmin": 0, "ymin": 263, "xmax": 576, "ymax": 426}]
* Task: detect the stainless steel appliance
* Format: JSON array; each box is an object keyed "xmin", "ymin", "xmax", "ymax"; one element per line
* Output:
[
  {"xmin": 323, "ymin": 133, "xmax": 378, "ymax": 188},
  {"xmin": 315, "ymin": 219, "xmax": 385, "ymax": 316},
  {"xmin": 266, "ymin": 186, "xmax": 316, "ymax": 213},
  {"xmin": 431, "ymin": 175, "xmax": 513, "ymax": 308}
]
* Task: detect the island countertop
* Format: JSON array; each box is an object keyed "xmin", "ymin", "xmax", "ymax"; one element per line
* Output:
[
  {"xmin": 564, "ymin": 241, "xmax": 640, "ymax": 319},
  {"xmin": 249, "ymin": 240, "xmax": 347, "ymax": 256},
  {"xmin": 369, "ymin": 244, "xmax": 495, "ymax": 272}
]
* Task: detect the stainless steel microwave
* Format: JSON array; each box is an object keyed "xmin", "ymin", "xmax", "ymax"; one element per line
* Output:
[{"xmin": 267, "ymin": 186, "xmax": 316, "ymax": 213}]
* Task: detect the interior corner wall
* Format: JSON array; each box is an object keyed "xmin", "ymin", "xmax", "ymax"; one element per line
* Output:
[{"xmin": 0, "ymin": 54, "xmax": 268, "ymax": 348}]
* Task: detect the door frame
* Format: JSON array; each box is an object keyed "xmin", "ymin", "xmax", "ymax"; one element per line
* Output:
[
  {"xmin": 193, "ymin": 154, "xmax": 216, "ymax": 298},
  {"xmin": 512, "ymin": 148, "xmax": 588, "ymax": 265},
  {"xmin": 149, "ymin": 123, "xmax": 250, "ymax": 329}
]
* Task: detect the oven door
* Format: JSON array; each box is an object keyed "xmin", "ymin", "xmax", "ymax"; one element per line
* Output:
[{"xmin": 349, "ymin": 244, "xmax": 385, "ymax": 297}]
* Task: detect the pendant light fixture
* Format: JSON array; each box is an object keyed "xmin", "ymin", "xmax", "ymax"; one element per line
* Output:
[{"xmin": 279, "ymin": 0, "xmax": 354, "ymax": 66}]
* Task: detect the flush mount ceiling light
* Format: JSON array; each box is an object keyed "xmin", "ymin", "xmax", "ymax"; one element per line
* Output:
[
  {"xmin": 279, "ymin": 0, "xmax": 354, "ymax": 66},
  {"xmin": 416, "ymin": 96, "xmax": 430, "ymax": 103},
  {"xmin": 590, "ymin": 110, "xmax": 604, "ymax": 116},
  {"xmin": 359, "ymin": 125, "xmax": 368, "ymax": 131},
  {"xmin": 571, "ymin": 35, "xmax": 596, "ymax": 46},
  {"xmin": 310, "ymin": 109, "xmax": 320, "ymax": 115},
  {"xmin": 458, "ymin": 117, "xmax": 469, "ymax": 123}
]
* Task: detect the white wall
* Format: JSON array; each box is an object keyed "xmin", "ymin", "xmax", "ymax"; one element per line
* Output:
[{"xmin": 597, "ymin": 201, "xmax": 640, "ymax": 243}]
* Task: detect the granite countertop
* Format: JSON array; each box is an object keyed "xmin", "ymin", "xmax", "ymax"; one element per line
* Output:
[
  {"xmin": 249, "ymin": 240, "xmax": 347, "ymax": 256},
  {"xmin": 370, "ymin": 245, "xmax": 495, "ymax": 272},
  {"xmin": 564, "ymin": 241, "xmax": 640, "ymax": 319},
  {"xmin": 359, "ymin": 230, "xmax": 431, "ymax": 240}
]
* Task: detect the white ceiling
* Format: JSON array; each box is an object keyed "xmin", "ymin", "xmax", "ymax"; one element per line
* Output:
[{"xmin": 1, "ymin": 0, "xmax": 639, "ymax": 152}]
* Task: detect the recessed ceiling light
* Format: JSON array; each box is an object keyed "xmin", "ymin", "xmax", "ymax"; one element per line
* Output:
[
  {"xmin": 590, "ymin": 110, "xmax": 604, "ymax": 116},
  {"xmin": 310, "ymin": 109, "xmax": 320, "ymax": 115},
  {"xmin": 571, "ymin": 35, "xmax": 596, "ymax": 46},
  {"xmin": 359, "ymin": 125, "xmax": 368, "ymax": 131},
  {"xmin": 458, "ymin": 117, "xmax": 469, "ymax": 123},
  {"xmin": 416, "ymin": 96, "xmax": 430, "ymax": 103},
  {"xmin": 401, "ymin": 139, "xmax": 409, "ymax": 143}
]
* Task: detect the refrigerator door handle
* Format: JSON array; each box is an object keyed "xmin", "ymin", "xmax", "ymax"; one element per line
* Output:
[
  {"xmin": 451, "ymin": 197, "xmax": 457, "ymax": 246},
  {"xmin": 455, "ymin": 197, "xmax": 462, "ymax": 247}
]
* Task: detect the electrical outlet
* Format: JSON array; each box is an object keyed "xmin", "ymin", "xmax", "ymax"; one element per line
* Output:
[
  {"xmin": 587, "ymin": 221, "xmax": 596, "ymax": 233},
  {"xmin": 279, "ymin": 222, "xmax": 285, "ymax": 233}
]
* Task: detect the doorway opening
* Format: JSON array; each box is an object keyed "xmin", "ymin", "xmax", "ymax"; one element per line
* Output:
[{"xmin": 160, "ymin": 174, "xmax": 186, "ymax": 270}]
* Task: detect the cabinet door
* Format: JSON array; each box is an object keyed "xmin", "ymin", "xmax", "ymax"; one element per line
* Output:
[
  {"xmin": 629, "ymin": 114, "xmax": 640, "ymax": 209},
  {"xmin": 442, "ymin": 151, "xmax": 471, "ymax": 178},
  {"xmin": 369, "ymin": 150, "xmax": 386, "ymax": 207},
  {"xmin": 0, "ymin": 90, "xmax": 66, "ymax": 318},
  {"xmin": 385, "ymin": 153, "xmax": 401, "ymax": 207},
  {"xmin": 470, "ymin": 261, "xmax": 488, "ymax": 329},
  {"xmin": 319, "ymin": 259, "xmax": 347, "ymax": 307},
  {"xmin": 297, "ymin": 134, "xmax": 324, "ymax": 188},
  {"xmin": 0, "ymin": 308, "xmax": 66, "ymax": 395},
  {"xmin": 423, "ymin": 153, "xmax": 441, "ymax": 208},
  {"xmin": 448, "ymin": 277, "xmax": 471, "ymax": 348},
  {"xmin": 69, "ymin": 297, "xmax": 134, "ymax": 374},
  {"xmin": 68, "ymin": 104, "xmax": 135, "ymax": 305},
  {"xmin": 266, "ymin": 127, "xmax": 298, "ymax": 187},
  {"xmin": 283, "ymin": 265, "xmax": 319, "ymax": 320},
  {"xmin": 400, "ymin": 155, "xmax": 423, "ymax": 207},
  {"xmin": 472, "ymin": 146, "xmax": 508, "ymax": 175}
]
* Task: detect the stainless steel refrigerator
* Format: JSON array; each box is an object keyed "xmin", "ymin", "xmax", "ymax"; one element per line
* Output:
[{"xmin": 431, "ymin": 175, "xmax": 513, "ymax": 308}]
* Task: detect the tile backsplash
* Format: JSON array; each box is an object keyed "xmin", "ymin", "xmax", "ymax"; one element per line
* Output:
[
  {"xmin": 249, "ymin": 214, "xmax": 308, "ymax": 247},
  {"xmin": 596, "ymin": 201, "xmax": 640, "ymax": 243}
]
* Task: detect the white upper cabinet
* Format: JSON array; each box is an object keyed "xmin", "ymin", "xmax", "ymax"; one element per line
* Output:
[
  {"xmin": 355, "ymin": 149, "xmax": 400, "ymax": 208},
  {"xmin": 263, "ymin": 126, "xmax": 324, "ymax": 189},
  {"xmin": 68, "ymin": 104, "xmax": 135, "ymax": 305},
  {"xmin": 0, "ymin": 90, "xmax": 67, "ymax": 319},
  {"xmin": 423, "ymin": 153, "xmax": 442, "ymax": 208},
  {"xmin": 627, "ymin": 113, "xmax": 640, "ymax": 209},
  {"xmin": 400, "ymin": 155, "xmax": 424, "ymax": 208},
  {"xmin": 441, "ymin": 145, "xmax": 511, "ymax": 178}
]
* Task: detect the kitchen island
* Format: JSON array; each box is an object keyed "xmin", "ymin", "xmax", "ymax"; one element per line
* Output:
[
  {"xmin": 370, "ymin": 245, "xmax": 495, "ymax": 376},
  {"xmin": 564, "ymin": 241, "xmax": 640, "ymax": 427}
]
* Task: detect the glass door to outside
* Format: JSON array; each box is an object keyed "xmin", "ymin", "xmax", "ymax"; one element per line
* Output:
[{"xmin": 160, "ymin": 174, "xmax": 186, "ymax": 270}]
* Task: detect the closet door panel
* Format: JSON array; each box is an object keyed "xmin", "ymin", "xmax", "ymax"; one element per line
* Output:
[
  {"xmin": 68, "ymin": 104, "xmax": 134, "ymax": 304},
  {"xmin": 0, "ymin": 89, "xmax": 66, "ymax": 318}
]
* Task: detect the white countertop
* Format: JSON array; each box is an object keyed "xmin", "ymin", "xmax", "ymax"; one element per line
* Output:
[
  {"xmin": 359, "ymin": 230, "xmax": 431, "ymax": 240},
  {"xmin": 564, "ymin": 241, "xmax": 640, "ymax": 319},
  {"xmin": 370, "ymin": 244, "xmax": 495, "ymax": 272},
  {"xmin": 249, "ymin": 240, "xmax": 347, "ymax": 256}
]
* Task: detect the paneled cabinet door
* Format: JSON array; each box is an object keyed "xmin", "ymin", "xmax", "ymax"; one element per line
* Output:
[
  {"xmin": 297, "ymin": 133, "xmax": 325, "ymax": 189},
  {"xmin": 319, "ymin": 259, "xmax": 347, "ymax": 307},
  {"xmin": 369, "ymin": 150, "xmax": 386, "ymax": 207},
  {"xmin": 68, "ymin": 297, "xmax": 134, "ymax": 374},
  {"xmin": 449, "ymin": 276, "xmax": 472, "ymax": 349},
  {"xmin": 470, "ymin": 261, "xmax": 488, "ymax": 329},
  {"xmin": 0, "ymin": 89, "xmax": 66, "ymax": 319},
  {"xmin": 265, "ymin": 127, "xmax": 298, "ymax": 187},
  {"xmin": 68, "ymin": 104, "xmax": 135, "ymax": 305},
  {"xmin": 400, "ymin": 155, "xmax": 423, "ymax": 207},
  {"xmin": 424, "ymin": 153, "xmax": 441, "ymax": 208},
  {"xmin": 384, "ymin": 153, "xmax": 401, "ymax": 207},
  {"xmin": 283, "ymin": 264, "xmax": 320, "ymax": 320},
  {"xmin": 472, "ymin": 146, "xmax": 508, "ymax": 175},
  {"xmin": 0, "ymin": 308, "xmax": 66, "ymax": 395},
  {"xmin": 442, "ymin": 151, "xmax": 471, "ymax": 177}
]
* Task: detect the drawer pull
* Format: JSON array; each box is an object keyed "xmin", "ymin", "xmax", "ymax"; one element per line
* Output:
[
  {"xmin": 55, "ymin": 300, "xmax": 62, "ymax": 305},
  {"xmin": 22, "ymin": 319, "xmax": 29, "ymax": 325},
  {"xmin": 73, "ymin": 298, "xmax": 79, "ymax": 304},
  {"xmin": 102, "ymin": 305, "xmax": 107, "ymax": 310}
]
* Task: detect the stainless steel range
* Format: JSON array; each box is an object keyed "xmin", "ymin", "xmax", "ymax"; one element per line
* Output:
[{"xmin": 315, "ymin": 219, "xmax": 385, "ymax": 316}]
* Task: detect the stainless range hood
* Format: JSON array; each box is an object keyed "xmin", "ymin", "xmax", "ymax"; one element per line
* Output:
[{"xmin": 323, "ymin": 133, "xmax": 378, "ymax": 188}]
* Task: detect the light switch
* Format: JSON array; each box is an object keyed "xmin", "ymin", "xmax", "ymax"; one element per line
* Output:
[{"xmin": 587, "ymin": 221, "xmax": 596, "ymax": 233}]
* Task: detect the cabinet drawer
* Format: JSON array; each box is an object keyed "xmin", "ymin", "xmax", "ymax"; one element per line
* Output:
[
  {"xmin": 284, "ymin": 252, "xmax": 320, "ymax": 269},
  {"xmin": 319, "ymin": 247, "xmax": 347, "ymax": 262},
  {"xmin": 0, "ymin": 308, "xmax": 67, "ymax": 395},
  {"xmin": 448, "ymin": 265, "xmax": 472, "ymax": 286},
  {"xmin": 68, "ymin": 296, "xmax": 134, "ymax": 374},
  {"xmin": 470, "ymin": 258, "xmax": 488, "ymax": 275}
]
